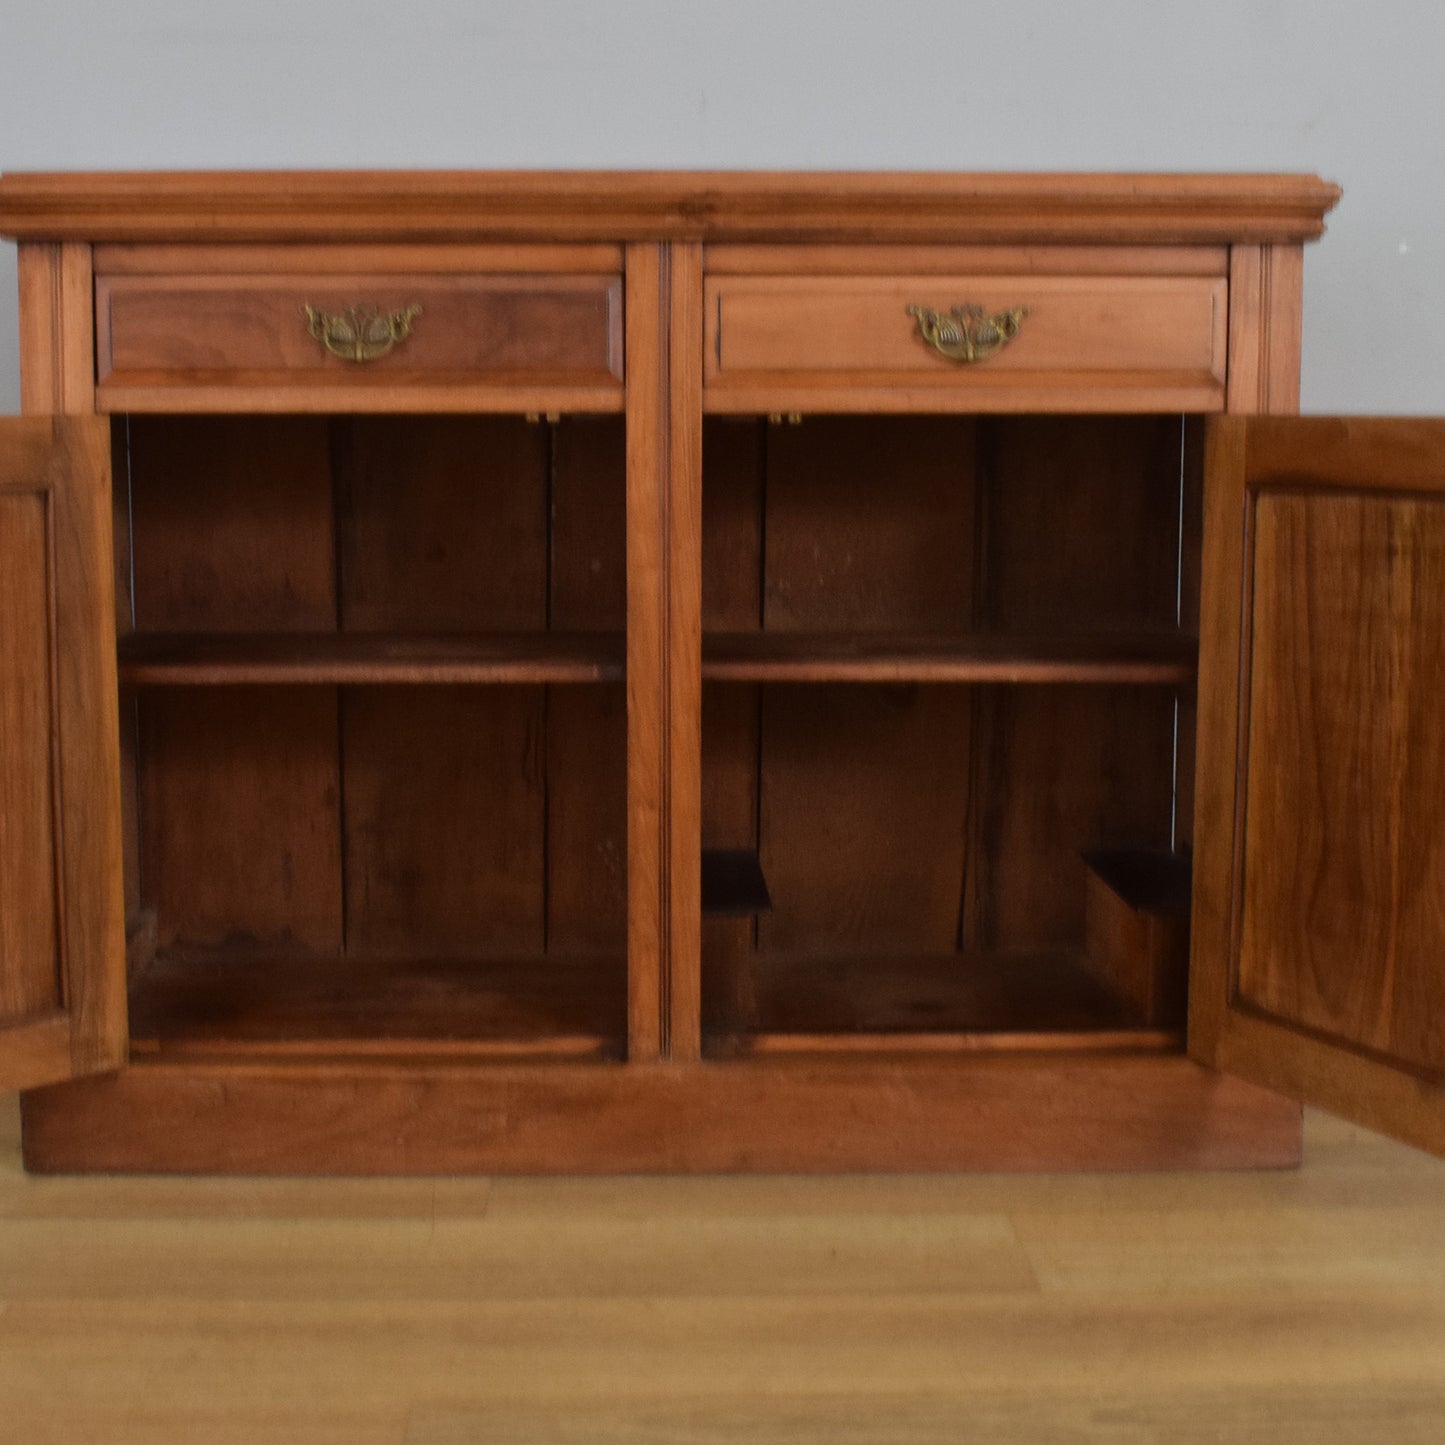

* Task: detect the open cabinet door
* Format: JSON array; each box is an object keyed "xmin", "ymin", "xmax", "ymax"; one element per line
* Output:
[
  {"xmin": 0, "ymin": 416, "xmax": 126, "ymax": 1088},
  {"xmin": 1192, "ymin": 416, "xmax": 1445, "ymax": 1154}
]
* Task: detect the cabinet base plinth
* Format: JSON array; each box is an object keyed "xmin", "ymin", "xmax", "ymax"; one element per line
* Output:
[{"xmin": 21, "ymin": 1053, "xmax": 1302, "ymax": 1175}]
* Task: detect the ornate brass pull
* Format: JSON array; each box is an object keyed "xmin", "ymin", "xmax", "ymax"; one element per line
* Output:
[
  {"xmin": 907, "ymin": 302, "xmax": 1027, "ymax": 364},
  {"xmin": 302, "ymin": 303, "xmax": 422, "ymax": 363}
]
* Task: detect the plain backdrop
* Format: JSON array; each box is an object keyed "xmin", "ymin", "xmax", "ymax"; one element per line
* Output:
[{"xmin": 0, "ymin": 0, "xmax": 1440, "ymax": 413}]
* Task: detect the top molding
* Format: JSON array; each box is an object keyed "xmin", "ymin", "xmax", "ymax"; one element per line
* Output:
[{"xmin": 0, "ymin": 171, "xmax": 1341, "ymax": 245}]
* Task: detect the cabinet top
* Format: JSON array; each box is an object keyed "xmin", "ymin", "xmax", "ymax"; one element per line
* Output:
[{"xmin": 0, "ymin": 170, "xmax": 1340, "ymax": 245}]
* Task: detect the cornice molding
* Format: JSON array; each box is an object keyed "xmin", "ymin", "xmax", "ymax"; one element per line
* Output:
[{"xmin": 0, "ymin": 171, "xmax": 1342, "ymax": 245}]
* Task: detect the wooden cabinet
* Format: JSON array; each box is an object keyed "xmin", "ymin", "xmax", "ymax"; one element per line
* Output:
[{"xmin": 3, "ymin": 169, "xmax": 1441, "ymax": 1174}]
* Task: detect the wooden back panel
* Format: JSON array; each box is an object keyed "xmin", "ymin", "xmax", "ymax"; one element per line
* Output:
[
  {"xmin": 124, "ymin": 415, "xmax": 627, "ymax": 963},
  {"xmin": 699, "ymin": 413, "xmax": 1195, "ymax": 970}
]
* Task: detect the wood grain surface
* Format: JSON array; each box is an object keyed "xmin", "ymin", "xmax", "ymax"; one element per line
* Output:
[
  {"xmin": 0, "ymin": 170, "xmax": 1342, "ymax": 243},
  {"xmin": 0, "ymin": 417, "xmax": 127, "ymax": 1088},
  {"xmin": 1192, "ymin": 417, "xmax": 1445, "ymax": 1157}
]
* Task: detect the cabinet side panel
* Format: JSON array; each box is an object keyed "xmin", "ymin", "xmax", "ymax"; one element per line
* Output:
[{"xmin": 0, "ymin": 492, "xmax": 62, "ymax": 1016}]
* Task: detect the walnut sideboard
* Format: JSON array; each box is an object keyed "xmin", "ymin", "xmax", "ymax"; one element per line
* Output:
[{"xmin": 2, "ymin": 169, "xmax": 1441, "ymax": 1176}]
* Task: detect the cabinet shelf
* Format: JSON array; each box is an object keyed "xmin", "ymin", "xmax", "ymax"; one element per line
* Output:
[
  {"xmin": 128, "ymin": 953, "xmax": 626, "ymax": 1060},
  {"xmin": 117, "ymin": 631, "xmax": 625, "ymax": 686},
  {"xmin": 701, "ymin": 630, "xmax": 1197, "ymax": 685},
  {"xmin": 708, "ymin": 950, "xmax": 1179, "ymax": 1057}
]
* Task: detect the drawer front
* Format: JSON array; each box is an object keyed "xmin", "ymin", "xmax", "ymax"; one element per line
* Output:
[
  {"xmin": 704, "ymin": 274, "xmax": 1227, "ymax": 412},
  {"xmin": 96, "ymin": 271, "xmax": 624, "ymax": 410}
]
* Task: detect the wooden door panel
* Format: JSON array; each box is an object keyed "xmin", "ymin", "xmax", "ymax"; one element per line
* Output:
[
  {"xmin": 1192, "ymin": 417, "xmax": 1445, "ymax": 1152},
  {"xmin": 0, "ymin": 417, "xmax": 127, "ymax": 1089}
]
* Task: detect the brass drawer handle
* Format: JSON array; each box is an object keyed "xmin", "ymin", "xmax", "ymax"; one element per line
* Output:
[
  {"xmin": 907, "ymin": 302, "xmax": 1027, "ymax": 364},
  {"xmin": 302, "ymin": 303, "xmax": 422, "ymax": 363}
]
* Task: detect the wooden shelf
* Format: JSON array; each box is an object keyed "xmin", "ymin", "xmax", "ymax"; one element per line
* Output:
[
  {"xmin": 707, "ymin": 949, "xmax": 1181, "ymax": 1057},
  {"xmin": 701, "ymin": 631, "xmax": 1197, "ymax": 685},
  {"xmin": 117, "ymin": 631, "xmax": 625, "ymax": 686},
  {"xmin": 128, "ymin": 952, "xmax": 626, "ymax": 1060}
]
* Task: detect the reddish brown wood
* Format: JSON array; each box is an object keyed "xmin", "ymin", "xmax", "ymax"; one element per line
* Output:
[
  {"xmin": 729, "ymin": 949, "xmax": 1151, "ymax": 1042},
  {"xmin": 336, "ymin": 415, "xmax": 548, "ymax": 632},
  {"xmin": 93, "ymin": 242, "xmax": 624, "ymax": 274},
  {"xmin": 546, "ymin": 687, "xmax": 628, "ymax": 954},
  {"xmin": 342, "ymin": 688, "xmax": 545, "ymax": 958},
  {"xmin": 117, "ymin": 631, "xmax": 625, "ymax": 685},
  {"xmin": 752, "ymin": 417, "xmax": 978, "ymax": 964},
  {"xmin": 758, "ymin": 686, "xmax": 973, "ymax": 956},
  {"xmin": 127, "ymin": 953, "xmax": 625, "ymax": 1060},
  {"xmin": 707, "ymin": 377, "xmax": 1231, "ymax": 416},
  {"xmin": 761, "ymin": 416, "xmax": 976, "ymax": 630},
  {"xmin": 623, "ymin": 243, "xmax": 667, "ymax": 1062},
  {"xmin": 1083, "ymin": 851, "xmax": 1189, "ymax": 1028},
  {"xmin": 128, "ymin": 416, "xmax": 337, "ymax": 632},
  {"xmin": 19, "ymin": 1054, "xmax": 1302, "ymax": 1174},
  {"xmin": 0, "ymin": 171, "xmax": 1341, "ymax": 245},
  {"xmin": 0, "ymin": 485, "xmax": 60, "ymax": 1018},
  {"xmin": 95, "ymin": 272, "xmax": 624, "ymax": 396},
  {"xmin": 701, "ymin": 630, "xmax": 1196, "ymax": 683},
  {"xmin": 1192, "ymin": 417, "xmax": 1445, "ymax": 1157},
  {"xmin": 139, "ymin": 688, "xmax": 343, "ymax": 955},
  {"xmin": 16, "ymin": 243, "xmax": 94, "ymax": 414},
  {"xmin": 1238, "ymin": 488, "xmax": 1445, "ymax": 1067},
  {"xmin": 1, "ymin": 171, "xmax": 1352, "ymax": 1174},
  {"xmin": 698, "ymin": 420, "xmax": 766, "ymax": 1041},
  {"xmin": 706, "ymin": 244, "xmax": 1230, "ymax": 276},
  {"xmin": 0, "ymin": 1014, "xmax": 73, "ymax": 1091},
  {"xmin": 0, "ymin": 417, "xmax": 127, "ymax": 1087},
  {"xmin": 979, "ymin": 416, "xmax": 1185, "ymax": 629},
  {"xmin": 550, "ymin": 417, "xmax": 628, "ymax": 629},
  {"xmin": 705, "ymin": 274, "xmax": 1227, "ymax": 413},
  {"xmin": 546, "ymin": 417, "xmax": 629, "ymax": 955},
  {"xmin": 739, "ymin": 1028, "xmax": 1179, "ymax": 1057},
  {"xmin": 96, "ymin": 382, "xmax": 626, "ymax": 416},
  {"xmin": 965, "ymin": 416, "xmax": 1185, "ymax": 954},
  {"xmin": 1226, "ymin": 245, "xmax": 1305, "ymax": 415},
  {"xmin": 666, "ymin": 243, "xmax": 705, "ymax": 1062}
]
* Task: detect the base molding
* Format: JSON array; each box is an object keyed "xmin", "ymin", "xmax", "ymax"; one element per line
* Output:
[{"xmin": 21, "ymin": 1051, "xmax": 1302, "ymax": 1175}]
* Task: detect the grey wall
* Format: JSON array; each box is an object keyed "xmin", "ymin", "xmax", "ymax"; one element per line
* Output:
[{"xmin": 2, "ymin": 0, "xmax": 1441, "ymax": 413}]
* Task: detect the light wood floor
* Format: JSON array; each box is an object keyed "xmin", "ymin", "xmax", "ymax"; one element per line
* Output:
[{"xmin": 2, "ymin": 1097, "xmax": 1444, "ymax": 1443}]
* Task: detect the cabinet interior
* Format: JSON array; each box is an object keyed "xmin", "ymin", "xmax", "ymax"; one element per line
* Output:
[
  {"xmin": 699, "ymin": 414, "xmax": 1203, "ymax": 1056},
  {"xmin": 113, "ymin": 414, "xmax": 630, "ymax": 1060},
  {"xmin": 110, "ymin": 409, "xmax": 1203, "ymax": 1063}
]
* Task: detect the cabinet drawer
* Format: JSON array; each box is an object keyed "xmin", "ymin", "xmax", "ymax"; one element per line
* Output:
[
  {"xmin": 704, "ymin": 273, "xmax": 1227, "ymax": 413},
  {"xmin": 95, "ymin": 267, "xmax": 624, "ymax": 412}
]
